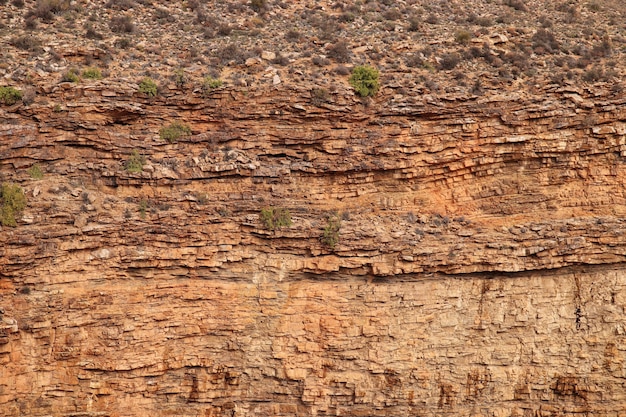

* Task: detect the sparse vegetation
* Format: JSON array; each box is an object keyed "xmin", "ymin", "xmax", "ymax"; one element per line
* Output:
[
  {"xmin": 505, "ymin": 0, "xmax": 527, "ymax": 12},
  {"xmin": 109, "ymin": 15, "xmax": 135, "ymax": 33},
  {"xmin": 201, "ymin": 76, "xmax": 223, "ymax": 96},
  {"xmin": 250, "ymin": 0, "xmax": 266, "ymax": 12},
  {"xmin": 138, "ymin": 77, "xmax": 158, "ymax": 96},
  {"xmin": 61, "ymin": 68, "xmax": 80, "ymax": 83},
  {"xmin": 28, "ymin": 164, "xmax": 44, "ymax": 180},
  {"xmin": 125, "ymin": 150, "xmax": 145, "ymax": 172},
  {"xmin": 159, "ymin": 122, "xmax": 191, "ymax": 142},
  {"xmin": 349, "ymin": 65, "xmax": 380, "ymax": 97},
  {"xmin": 260, "ymin": 207, "xmax": 292, "ymax": 231},
  {"xmin": 173, "ymin": 69, "xmax": 188, "ymax": 89},
  {"xmin": 82, "ymin": 67, "xmax": 102, "ymax": 80},
  {"xmin": 321, "ymin": 214, "xmax": 341, "ymax": 249},
  {"xmin": 532, "ymin": 28, "xmax": 560, "ymax": 54},
  {"xmin": 139, "ymin": 199, "xmax": 148, "ymax": 219},
  {"xmin": 327, "ymin": 41, "xmax": 351, "ymax": 63},
  {"xmin": 26, "ymin": 0, "xmax": 73, "ymax": 22},
  {"xmin": 455, "ymin": 30, "xmax": 472, "ymax": 45},
  {"xmin": 1, "ymin": 183, "xmax": 26, "ymax": 227},
  {"xmin": 0, "ymin": 86, "xmax": 23, "ymax": 105},
  {"xmin": 9, "ymin": 35, "xmax": 41, "ymax": 51},
  {"xmin": 439, "ymin": 53, "xmax": 462, "ymax": 70},
  {"xmin": 311, "ymin": 87, "xmax": 330, "ymax": 106}
]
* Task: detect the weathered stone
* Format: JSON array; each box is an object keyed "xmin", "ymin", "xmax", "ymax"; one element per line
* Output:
[{"xmin": 1, "ymin": 79, "xmax": 626, "ymax": 416}]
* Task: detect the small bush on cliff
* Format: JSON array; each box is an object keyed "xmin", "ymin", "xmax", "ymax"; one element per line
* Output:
[
  {"xmin": 109, "ymin": 15, "xmax": 135, "ymax": 33},
  {"xmin": 260, "ymin": 207, "xmax": 292, "ymax": 231},
  {"xmin": 321, "ymin": 214, "xmax": 341, "ymax": 249},
  {"xmin": 26, "ymin": 0, "xmax": 73, "ymax": 22},
  {"xmin": 1, "ymin": 183, "xmax": 26, "ymax": 227},
  {"xmin": 82, "ymin": 67, "xmax": 102, "ymax": 80},
  {"xmin": 349, "ymin": 65, "xmax": 380, "ymax": 97},
  {"xmin": 159, "ymin": 122, "xmax": 191, "ymax": 143},
  {"xmin": 138, "ymin": 77, "xmax": 158, "ymax": 96},
  {"xmin": 61, "ymin": 68, "xmax": 80, "ymax": 83},
  {"xmin": 125, "ymin": 150, "xmax": 145, "ymax": 172},
  {"xmin": 28, "ymin": 163, "xmax": 44, "ymax": 180},
  {"xmin": 201, "ymin": 76, "xmax": 223, "ymax": 97},
  {"xmin": 0, "ymin": 86, "xmax": 23, "ymax": 105}
]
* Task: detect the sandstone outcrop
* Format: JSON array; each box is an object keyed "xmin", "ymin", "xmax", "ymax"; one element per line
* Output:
[{"xmin": 1, "ymin": 76, "xmax": 626, "ymax": 416}]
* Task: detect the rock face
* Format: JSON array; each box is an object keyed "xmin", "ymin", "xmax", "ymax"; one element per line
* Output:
[{"xmin": 1, "ymin": 81, "xmax": 626, "ymax": 416}]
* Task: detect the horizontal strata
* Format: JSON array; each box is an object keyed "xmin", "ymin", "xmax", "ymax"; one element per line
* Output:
[
  {"xmin": 1, "ymin": 81, "xmax": 626, "ymax": 417},
  {"xmin": 2, "ymin": 265, "xmax": 626, "ymax": 416},
  {"xmin": 1, "ymin": 82, "xmax": 625, "ymax": 279}
]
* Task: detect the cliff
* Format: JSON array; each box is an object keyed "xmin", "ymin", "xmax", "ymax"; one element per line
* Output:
[
  {"xmin": 2, "ymin": 0, "xmax": 626, "ymax": 416},
  {"xmin": 1, "ymin": 77, "xmax": 625, "ymax": 416}
]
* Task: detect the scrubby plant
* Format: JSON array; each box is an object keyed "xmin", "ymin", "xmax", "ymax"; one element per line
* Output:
[
  {"xmin": 532, "ymin": 28, "xmax": 560, "ymax": 54},
  {"xmin": 10, "ymin": 35, "xmax": 41, "ymax": 51},
  {"xmin": 109, "ymin": 15, "xmax": 135, "ymax": 33},
  {"xmin": 260, "ymin": 207, "xmax": 292, "ymax": 231},
  {"xmin": 311, "ymin": 87, "xmax": 330, "ymax": 106},
  {"xmin": 439, "ymin": 53, "xmax": 462, "ymax": 70},
  {"xmin": 0, "ymin": 86, "xmax": 23, "ymax": 105},
  {"xmin": 28, "ymin": 163, "xmax": 44, "ymax": 180},
  {"xmin": 407, "ymin": 15, "xmax": 421, "ymax": 32},
  {"xmin": 138, "ymin": 199, "xmax": 148, "ymax": 219},
  {"xmin": 138, "ymin": 77, "xmax": 158, "ymax": 96},
  {"xmin": 1, "ymin": 183, "xmax": 26, "ymax": 227},
  {"xmin": 349, "ymin": 65, "xmax": 380, "ymax": 97},
  {"xmin": 250, "ymin": 0, "xmax": 266, "ymax": 12},
  {"xmin": 114, "ymin": 37, "xmax": 132, "ymax": 49},
  {"xmin": 173, "ymin": 69, "xmax": 187, "ymax": 89},
  {"xmin": 61, "ymin": 68, "xmax": 80, "ymax": 83},
  {"xmin": 27, "ymin": 0, "xmax": 73, "ymax": 22},
  {"xmin": 321, "ymin": 214, "xmax": 341, "ymax": 249},
  {"xmin": 327, "ymin": 41, "xmax": 351, "ymax": 63},
  {"xmin": 455, "ymin": 30, "xmax": 472, "ymax": 44},
  {"xmin": 125, "ymin": 150, "xmax": 145, "ymax": 172},
  {"xmin": 201, "ymin": 76, "xmax": 222, "ymax": 96},
  {"xmin": 82, "ymin": 67, "xmax": 102, "ymax": 79},
  {"xmin": 505, "ymin": 0, "xmax": 527, "ymax": 11},
  {"xmin": 159, "ymin": 122, "xmax": 191, "ymax": 142}
]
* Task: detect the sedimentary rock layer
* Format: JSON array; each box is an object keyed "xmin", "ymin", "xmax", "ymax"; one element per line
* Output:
[{"xmin": 1, "ymin": 82, "xmax": 625, "ymax": 416}]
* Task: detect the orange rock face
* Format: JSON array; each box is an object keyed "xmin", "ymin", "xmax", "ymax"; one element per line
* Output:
[{"xmin": 1, "ymin": 81, "xmax": 626, "ymax": 416}]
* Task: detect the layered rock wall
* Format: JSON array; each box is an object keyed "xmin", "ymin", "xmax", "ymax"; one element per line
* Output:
[{"xmin": 1, "ymin": 82, "xmax": 626, "ymax": 416}]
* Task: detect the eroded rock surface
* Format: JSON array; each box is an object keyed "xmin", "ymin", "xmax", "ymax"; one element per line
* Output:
[{"xmin": 1, "ymin": 81, "xmax": 626, "ymax": 416}]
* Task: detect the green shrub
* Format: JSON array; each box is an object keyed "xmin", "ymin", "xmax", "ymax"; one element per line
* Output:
[
  {"xmin": 159, "ymin": 122, "xmax": 191, "ymax": 142},
  {"xmin": 28, "ymin": 163, "xmax": 44, "ymax": 179},
  {"xmin": 125, "ymin": 150, "xmax": 145, "ymax": 172},
  {"xmin": 139, "ymin": 199, "xmax": 148, "ymax": 219},
  {"xmin": 455, "ymin": 30, "xmax": 472, "ymax": 44},
  {"xmin": 349, "ymin": 65, "xmax": 380, "ymax": 97},
  {"xmin": 321, "ymin": 214, "xmax": 341, "ymax": 248},
  {"xmin": 174, "ymin": 69, "xmax": 187, "ymax": 89},
  {"xmin": 0, "ymin": 86, "xmax": 23, "ymax": 105},
  {"xmin": 201, "ymin": 76, "xmax": 223, "ymax": 96},
  {"xmin": 260, "ymin": 207, "xmax": 292, "ymax": 231},
  {"xmin": 62, "ymin": 68, "xmax": 80, "ymax": 83},
  {"xmin": 138, "ymin": 77, "xmax": 158, "ymax": 96},
  {"xmin": 1, "ymin": 183, "xmax": 26, "ymax": 227},
  {"xmin": 82, "ymin": 67, "xmax": 102, "ymax": 79}
]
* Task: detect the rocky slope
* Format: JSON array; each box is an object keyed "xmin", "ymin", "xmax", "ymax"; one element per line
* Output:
[{"xmin": 1, "ymin": 0, "xmax": 626, "ymax": 416}]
